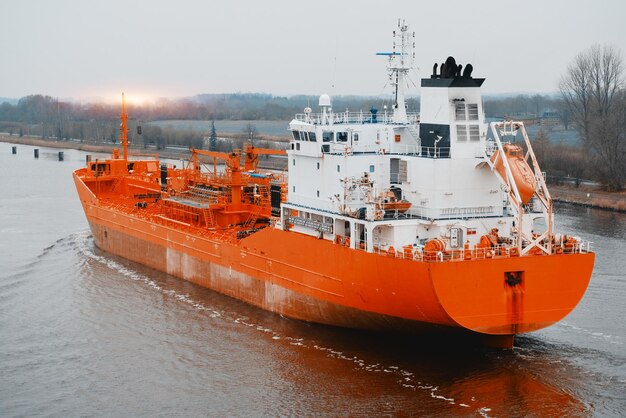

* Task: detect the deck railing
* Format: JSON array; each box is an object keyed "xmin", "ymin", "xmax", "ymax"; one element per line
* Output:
[
  {"xmin": 295, "ymin": 111, "xmax": 420, "ymax": 125},
  {"xmin": 368, "ymin": 240, "xmax": 592, "ymax": 262}
]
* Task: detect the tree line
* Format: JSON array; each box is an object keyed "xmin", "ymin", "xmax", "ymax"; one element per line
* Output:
[
  {"xmin": 0, "ymin": 91, "xmax": 561, "ymax": 148},
  {"xmin": 557, "ymin": 45, "xmax": 625, "ymax": 191},
  {"xmin": 0, "ymin": 94, "xmax": 407, "ymax": 147},
  {"xmin": 0, "ymin": 44, "xmax": 623, "ymax": 189}
]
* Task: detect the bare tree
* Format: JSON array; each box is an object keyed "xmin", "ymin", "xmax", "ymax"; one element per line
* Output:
[
  {"xmin": 560, "ymin": 50, "xmax": 593, "ymax": 145},
  {"xmin": 593, "ymin": 90, "xmax": 626, "ymax": 189},
  {"xmin": 241, "ymin": 122, "xmax": 258, "ymax": 147},
  {"xmin": 531, "ymin": 94, "xmax": 543, "ymax": 117},
  {"xmin": 556, "ymin": 99, "xmax": 572, "ymax": 130},
  {"xmin": 560, "ymin": 44, "xmax": 625, "ymax": 190},
  {"xmin": 589, "ymin": 45, "xmax": 623, "ymax": 117}
]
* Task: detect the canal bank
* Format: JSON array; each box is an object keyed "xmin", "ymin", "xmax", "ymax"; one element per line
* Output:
[{"xmin": 550, "ymin": 184, "xmax": 626, "ymax": 213}]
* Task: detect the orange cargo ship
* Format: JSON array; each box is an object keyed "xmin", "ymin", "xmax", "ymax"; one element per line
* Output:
[{"xmin": 73, "ymin": 22, "xmax": 594, "ymax": 348}]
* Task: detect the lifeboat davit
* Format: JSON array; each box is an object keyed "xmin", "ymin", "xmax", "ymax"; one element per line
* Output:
[
  {"xmin": 491, "ymin": 144, "xmax": 537, "ymax": 204},
  {"xmin": 377, "ymin": 190, "xmax": 412, "ymax": 214}
]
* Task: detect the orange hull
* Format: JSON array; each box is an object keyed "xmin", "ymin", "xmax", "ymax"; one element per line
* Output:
[{"xmin": 74, "ymin": 172, "xmax": 594, "ymax": 346}]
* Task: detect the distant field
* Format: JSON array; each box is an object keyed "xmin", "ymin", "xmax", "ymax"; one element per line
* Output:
[
  {"xmin": 147, "ymin": 120, "xmax": 291, "ymax": 138},
  {"xmin": 524, "ymin": 124, "xmax": 580, "ymax": 145},
  {"xmin": 485, "ymin": 117, "xmax": 580, "ymax": 145}
]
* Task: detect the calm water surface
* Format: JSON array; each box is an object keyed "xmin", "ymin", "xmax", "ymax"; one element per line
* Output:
[{"xmin": 1, "ymin": 144, "xmax": 625, "ymax": 417}]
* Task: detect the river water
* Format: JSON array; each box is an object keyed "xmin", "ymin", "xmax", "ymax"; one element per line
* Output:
[{"xmin": 1, "ymin": 143, "xmax": 625, "ymax": 417}]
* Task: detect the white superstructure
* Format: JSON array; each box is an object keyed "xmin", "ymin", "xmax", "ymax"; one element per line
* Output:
[{"xmin": 277, "ymin": 20, "xmax": 552, "ymax": 257}]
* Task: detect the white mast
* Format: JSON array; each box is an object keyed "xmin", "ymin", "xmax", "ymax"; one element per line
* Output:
[{"xmin": 377, "ymin": 19, "xmax": 415, "ymax": 124}]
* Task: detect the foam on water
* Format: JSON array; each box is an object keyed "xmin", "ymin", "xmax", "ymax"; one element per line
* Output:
[{"xmin": 70, "ymin": 231, "xmax": 496, "ymax": 416}]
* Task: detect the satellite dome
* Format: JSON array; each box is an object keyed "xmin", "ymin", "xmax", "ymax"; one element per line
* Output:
[{"xmin": 319, "ymin": 94, "xmax": 331, "ymax": 107}]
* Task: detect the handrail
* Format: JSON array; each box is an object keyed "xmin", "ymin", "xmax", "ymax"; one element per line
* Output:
[
  {"xmin": 295, "ymin": 111, "xmax": 420, "ymax": 125},
  {"xmin": 368, "ymin": 240, "xmax": 592, "ymax": 263}
]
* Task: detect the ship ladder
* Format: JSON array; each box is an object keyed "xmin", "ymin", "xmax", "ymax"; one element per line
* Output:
[
  {"xmin": 203, "ymin": 207, "xmax": 216, "ymax": 229},
  {"xmin": 111, "ymin": 177, "xmax": 122, "ymax": 192},
  {"xmin": 243, "ymin": 184, "xmax": 270, "ymax": 229}
]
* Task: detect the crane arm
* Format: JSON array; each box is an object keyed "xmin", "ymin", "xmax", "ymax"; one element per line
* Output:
[{"xmin": 244, "ymin": 145, "xmax": 287, "ymax": 170}]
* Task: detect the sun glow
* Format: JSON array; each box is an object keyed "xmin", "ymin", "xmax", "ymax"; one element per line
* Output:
[
  {"xmin": 101, "ymin": 91, "xmax": 159, "ymax": 106},
  {"xmin": 120, "ymin": 92, "xmax": 158, "ymax": 106}
]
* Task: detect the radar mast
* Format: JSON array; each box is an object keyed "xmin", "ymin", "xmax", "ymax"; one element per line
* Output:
[
  {"xmin": 121, "ymin": 93, "xmax": 129, "ymax": 160},
  {"xmin": 376, "ymin": 19, "xmax": 415, "ymax": 123}
]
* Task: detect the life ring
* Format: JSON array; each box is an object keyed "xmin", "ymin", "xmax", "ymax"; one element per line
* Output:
[{"xmin": 413, "ymin": 249, "xmax": 423, "ymax": 261}]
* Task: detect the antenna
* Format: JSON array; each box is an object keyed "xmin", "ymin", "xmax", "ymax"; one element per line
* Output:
[
  {"xmin": 375, "ymin": 19, "xmax": 415, "ymax": 124},
  {"xmin": 331, "ymin": 56, "xmax": 337, "ymax": 92},
  {"xmin": 121, "ymin": 93, "xmax": 128, "ymax": 160}
]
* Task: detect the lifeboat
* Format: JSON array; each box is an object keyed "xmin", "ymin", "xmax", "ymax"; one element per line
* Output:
[
  {"xmin": 491, "ymin": 143, "xmax": 537, "ymax": 204},
  {"xmin": 376, "ymin": 190, "xmax": 412, "ymax": 214}
]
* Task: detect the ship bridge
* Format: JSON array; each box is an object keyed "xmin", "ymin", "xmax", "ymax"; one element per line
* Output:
[{"xmin": 281, "ymin": 22, "xmax": 515, "ymax": 260}]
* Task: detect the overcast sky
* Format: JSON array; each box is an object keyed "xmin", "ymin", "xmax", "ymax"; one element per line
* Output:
[{"xmin": 1, "ymin": 0, "xmax": 625, "ymax": 103}]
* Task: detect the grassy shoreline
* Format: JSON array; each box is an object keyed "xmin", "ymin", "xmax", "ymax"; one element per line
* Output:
[
  {"xmin": 1, "ymin": 134, "xmax": 288, "ymax": 170},
  {"xmin": 2, "ymin": 134, "xmax": 190, "ymax": 160},
  {"xmin": 549, "ymin": 185, "xmax": 626, "ymax": 213},
  {"xmin": 3, "ymin": 134, "xmax": 624, "ymax": 212}
]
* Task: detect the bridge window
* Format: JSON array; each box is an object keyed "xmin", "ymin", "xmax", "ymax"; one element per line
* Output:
[
  {"xmin": 292, "ymin": 130, "xmax": 300, "ymax": 141},
  {"xmin": 468, "ymin": 104, "xmax": 479, "ymax": 120},
  {"xmin": 299, "ymin": 131, "xmax": 308, "ymax": 141},
  {"xmin": 309, "ymin": 132, "xmax": 317, "ymax": 142},
  {"xmin": 353, "ymin": 133, "xmax": 359, "ymax": 142},
  {"xmin": 455, "ymin": 103, "xmax": 466, "ymax": 121},
  {"xmin": 469, "ymin": 125, "xmax": 480, "ymax": 141},
  {"xmin": 456, "ymin": 125, "xmax": 467, "ymax": 141},
  {"xmin": 322, "ymin": 131, "xmax": 333, "ymax": 142},
  {"xmin": 337, "ymin": 132, "xmax": 348, "ymax": 142}
]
